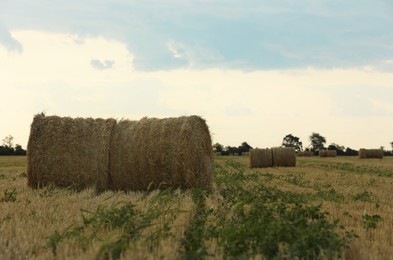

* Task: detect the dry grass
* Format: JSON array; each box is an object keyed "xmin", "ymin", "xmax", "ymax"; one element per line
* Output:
[
  {"xmin": 27, "ymin": 114, "xmax": 116, "ymax": 191},
  {"xmin": 1, "ymin": 155, "xmax": 393, "ymax": 259}
]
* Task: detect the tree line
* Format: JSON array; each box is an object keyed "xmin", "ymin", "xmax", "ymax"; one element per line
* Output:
[
  {"xmin": 0, "ymin": 135, "xmax": 27, "ymax": 156},
  {"xmin": 214, "ymin": 133, "xmax": 393, "ymax": 156}
]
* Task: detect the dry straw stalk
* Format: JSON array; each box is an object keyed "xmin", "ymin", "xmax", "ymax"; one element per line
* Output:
[
  {"xmin": 249, "ymin": 148, "xmax": 272, "ymax": 168},
  {"xmin": 27, "ymin": 114, "xmax": 116, "ymax": 191}
]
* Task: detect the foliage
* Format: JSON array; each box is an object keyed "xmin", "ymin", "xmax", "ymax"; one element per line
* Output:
[
  {"xmin": 210, "ymin": 169, "xmax": 352, "ymax": 259},
  {"xmin": 1, "ymin": 188, "xmax": 17, "ymax": 202},
  {"xmin": 328, "ymin": 143, "xmax": 345, "ymax": 155},
  {"xmin": 309, "ymin": 132, "xmax": 326, "ymax": 152},
  {"xmin": 362, "ymin": 213, "xmax": 382, "ymax": 230},
  {"xmin": 47, "ymin": 190, "xmax": 180, "ymax": 259},
  {"xmin": 0, "ymin": 135, "xmax": 26, "ymax": 156},
  {"xmin": 282, "ymin": 134, "xmax": 303, "ymax": 152},
  {"xmin": 213, "ymin": 143, "xmax": 224, "ymax": 153}
]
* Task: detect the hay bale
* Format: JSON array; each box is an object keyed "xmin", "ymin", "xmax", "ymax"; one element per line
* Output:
[
  {"xmin": 359, "ymin": 149, "xmax": 383, "ymax": 159},
  {"xmin": 326, "ymin": 150, "xmax": 337, "ymax": 157},
  {"xmin": 304, "ymin": 151, "xmax": 314, "ymax": 157},
  {"xmin": 27, "ymin": 114, "xmax": 116, "ymax": 191},
  {"xmin": 358, "ymin": 148, "xmax": 367, "ymax": 159},
  {"xmin": 249, "ymin": 148, "xmax": 272, "ymax": 168},
  {"xmin": 110, "ymin": 116, "xmax": 213, "ymax": 191},
  {"xmin": 272, "ymin": 148, "xmax": 296, "ymax": 167},
  {"xmin": 297, "ymin": 151, "xmax": 305, "ymax": 157},
  {"xmin": 319, "ymin": 150, "xmax": 328, "ymax": 157}
]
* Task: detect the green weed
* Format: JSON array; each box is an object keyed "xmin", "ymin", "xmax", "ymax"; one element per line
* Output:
[{"xmin": 1, "ymin": 188, "xmax": 17, "ymax": 202}]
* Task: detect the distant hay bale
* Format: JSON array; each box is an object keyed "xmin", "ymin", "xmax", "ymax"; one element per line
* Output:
[
  {"xmin": 359, "ymin": 149, "xmax": 367, "ymax": 159},
  {"xmin": 297, "ymin": 151, "xmax": 314, "ymax": 157},
  {"xmin": 272, "ymin": 148, "xmax": 296, "ymax": 167},
  {"xmin": 242, "ymin": 152, "xmax": 250, "ymax": 156},
  {"xmin": 27, "ymin": 114, "xmax": 116, "ymax": 191},
  {"xmin": 249, "ymin": 149, "xmax": 272, "ymax": 168},
  {"xmin": 326, "ymin": 150, "xmax": 337, "ymax": 157},
  {"xmin": 358, "ymin": 149, "xmax": 383, "ymax": 159},
  {"xmin": 319, "ymin": 150, "xmax": 328, "ymax": 157},
  {"xmin": 110, "ymin": 116, "xmax": 214, "ymax": 191}
]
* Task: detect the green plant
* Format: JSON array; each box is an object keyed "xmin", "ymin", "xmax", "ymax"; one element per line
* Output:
[
  {"xmin": 353, "ymin": 191, "xmax": 373, "ymax": 202},
  {"xmin": 362, "ymin": 213, "xmax": 382, "ymax": 230},
  {"xmin": 1, "ymin": 188, "xmax": 17, "ymax": 202},
  {"xmin": 179, "ymin": 189, "xmax": 211, "ymax": 259}
]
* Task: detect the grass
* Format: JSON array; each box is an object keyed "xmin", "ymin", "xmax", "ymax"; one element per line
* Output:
[{"xmin": 1, "ymin": 155, "xmax": 393, "ymax": 259}]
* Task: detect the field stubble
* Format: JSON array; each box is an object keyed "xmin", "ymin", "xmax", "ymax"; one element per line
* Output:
[{"xmin": 0, "ymin": 155, "xmax": 393, "ymax": 259}]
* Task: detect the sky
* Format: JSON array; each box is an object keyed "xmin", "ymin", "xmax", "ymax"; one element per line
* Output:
[{"xmin": 1, "ymin": 0, "xmax": 393, "ymax": 151}]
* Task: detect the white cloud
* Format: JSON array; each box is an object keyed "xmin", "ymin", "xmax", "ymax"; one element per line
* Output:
[{"xmin": 1, "ymin": 30, "xmax": 392, "ymax": 150}]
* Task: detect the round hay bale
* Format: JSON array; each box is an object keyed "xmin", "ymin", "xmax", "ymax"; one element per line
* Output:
[
  {"xmin": 326, "ymin": 150, "xmax": 337, "ymax": 157},
  {"xmin": 358, "ymin": 148, "xmax": 367, "ymax": 159},
  {"xmin": 249, "ymin": 148, "xmax": 273, "ymax": 168},
  {"xmin": 359, "ymin": 149, "xmax": 383, "ymax": 159},
  {"xmin": 272, "ymin": 148, "xmax": 296, "ymax": 167},
  {"xmin": 110, "ymin": 116, "xmax": 214, "ymax": 191},
  {"xmin": 304, "ymin": 151, "xmax": 314, "ymax": 157},
  {"xmin": 27, "ymin": 114, "xmax": 116, "ymax": 191},
  {"xmin": 297, "ymin": 151, "xmax": 305, "ymax": 157},
  {"xmin": 319, "ymin": 150, "xmax": 328, "ymax": 157}
]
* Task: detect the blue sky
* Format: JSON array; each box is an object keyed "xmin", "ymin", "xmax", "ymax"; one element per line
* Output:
[{"xmin": 0, "ymin": 0, "xmax": 392, "ymax": 150}]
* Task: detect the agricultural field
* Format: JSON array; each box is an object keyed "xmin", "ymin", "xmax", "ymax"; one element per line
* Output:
[{"xmin": 1, "ymin": 155, "xmax": 393, "ymax": 259}]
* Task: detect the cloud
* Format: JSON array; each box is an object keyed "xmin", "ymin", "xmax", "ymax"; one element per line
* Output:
[
  {"xmin": 90, "ymin": 59, "xmax": 115, "ymax": 70},
  {"xmin": 0, "ymin": 24, "xmax": 22, "ymax": 52},
  {"xmin": 1, "ymin": 0, "xmax": 392, "ymax": 70}
]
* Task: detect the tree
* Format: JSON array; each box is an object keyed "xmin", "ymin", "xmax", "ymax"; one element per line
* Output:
[
  {"xmin": 14, "ymin": 144, "xmax": 27, "ymax": 156},
  {"xmin": 281, "ymin": 134, "xmax": 303, "ymax": 152},
  {"xmin": 224, "ymin": 146, "xmax": 239, "ymax": 156},
  {"xmin": 213, "ymin": 143, "xmax": 224, "ymax": 153},
  {"xmin": 327, "ymin": 143, "xmax": 345, "ymax": 156},
  {"xmin": 391, "ymin": 141, "xmax": 393, "ymax": 152},
  {"xmin": 309, "ymin": 132, "xmax": 326, "ymax": 152},
  {"xmin": 238, "ymin": 142, "xmax": 253, "ymax": 155},
  {"xmin": 343, "ymin": 147, "xmax": 358, "ymax": 156},
  {"xmin": 2, "ymin": 135, "xmax": 14, "ymax": 148}
]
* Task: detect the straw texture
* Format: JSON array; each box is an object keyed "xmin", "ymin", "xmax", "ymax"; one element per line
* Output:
[
  {"xmin": 110, "ymin": 116, "xmax": 214, "ymax": 191},
  {"xmin": 27, "ymin": 114, "xmax": 115, "ymax": 191},
  {"xmin": 272, "ymin": 148, "xmax": 296, "ymax": 167},
  {"xmin": 249, "ymin": 149, "xmax": 273, "ymax": 168}
]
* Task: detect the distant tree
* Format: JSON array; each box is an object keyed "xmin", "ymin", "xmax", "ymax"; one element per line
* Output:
[
  {"xmin": 0, "ymin": 145, "xmax": 14, "ymax": 155},
  {"xmin": 391, "ymin": 141, "xmax": 393, "ymax": 152},
  {"xmin": 309, "ymin": 132, "xmax": 326, "ymax": 152},
  {"xmin": 238, "ymin": 142, "xmax": 253, "ymax": 155},
  {"xmin": 282, "ymin": 134, "xmax": 303, "ymax": 152},
  {"xmin": 2, "ymin": 135, "xmax": 14, "ymax": 148},
  {"xmin": 224, "ymin": 146, "xmax": 239, "ymax": 156},
  {"xmin": 327, "ymin": 143, "xmax": 345, "ymax": 156},
  {"xmin": 213, "ymin": 143, "xmax": 224, "ymax": 153},
  {"xmin": 14, "ymin": 144, "xmax": 27, "ymax": 156},
  {"xmin": 344, "ymin": 147, "xmax": 358, "ymax": 156}
]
